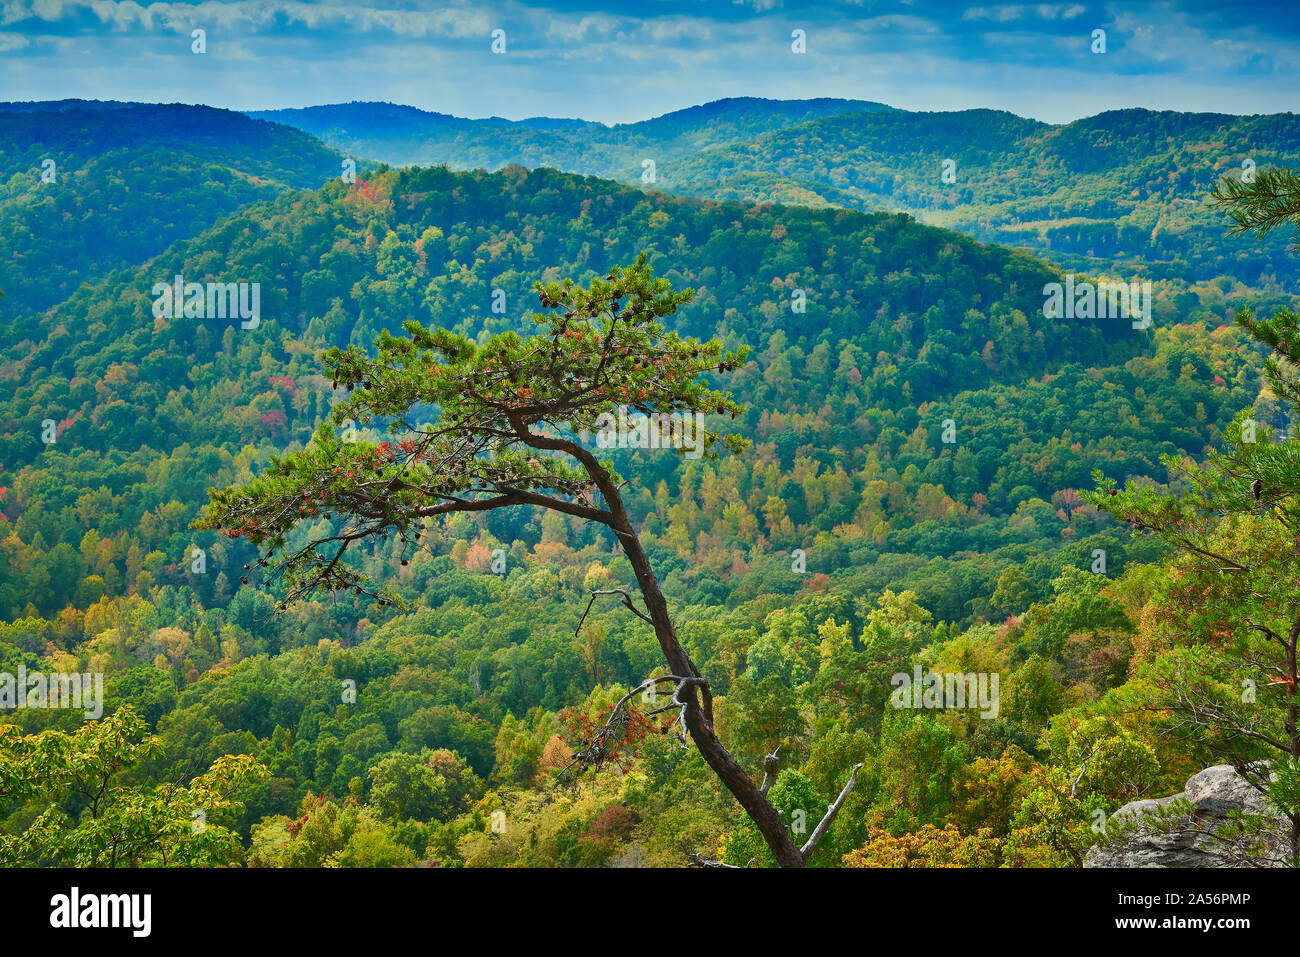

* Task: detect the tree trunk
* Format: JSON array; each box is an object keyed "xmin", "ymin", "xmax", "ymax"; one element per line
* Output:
[
  {"xmin": 517, "ymin": 421, "xmax": 808, "ymax": 867},
  {"xmin": 1288, "ymin": 623, "xmax": 1298, "ymax": 866},
  {"xmin": 610, "ymin": 505, "xmax": 806, "ymax": 867}
]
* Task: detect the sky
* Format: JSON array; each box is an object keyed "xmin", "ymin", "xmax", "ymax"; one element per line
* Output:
[{"xmin": 1, "ymin": 0, "xmax": 1298, "ymax": 124}]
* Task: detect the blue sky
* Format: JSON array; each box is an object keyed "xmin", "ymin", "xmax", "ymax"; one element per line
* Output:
[{"xmin": 1, "ymin": 1, "xmax": 1297, "ymax": 123}]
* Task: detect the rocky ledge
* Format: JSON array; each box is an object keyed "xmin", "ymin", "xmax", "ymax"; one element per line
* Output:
[{"xmin": 1084, "ymin": 765, "xmax": 1291, "ymax": 868}]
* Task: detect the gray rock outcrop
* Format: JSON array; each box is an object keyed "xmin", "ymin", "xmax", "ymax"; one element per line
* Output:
[{"xmin": 1084, "ymin": 764, "xmax": 1291, "ymax": 868}]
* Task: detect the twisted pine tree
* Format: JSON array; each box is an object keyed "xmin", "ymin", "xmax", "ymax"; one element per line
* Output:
[{"xmin": 196, "ymin": 254, "xmax": 855, "ymax": 868}]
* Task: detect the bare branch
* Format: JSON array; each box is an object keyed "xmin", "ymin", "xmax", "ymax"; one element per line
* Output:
[
  {"xmin": 687, "ymin": 853, "xmax": 751, "ymax": 869},
  {"xmin": 760, "ymin": 746, "xmax": 781, "ymax": 796},
  {"xmin": 576, "ymin": 588, "xmax": 654, "ymax": 634},
  {"xmin": 645, "ymin": 677, "xmax": 709, "ymax": 748},
  {"xmin": 800, "ymin": 762, "xmax": 862, "ymax": 862},
  {"xmin": 558, "ymin": 675, "xmax": 705, "ymax": 779},
  {"xmin": 414, "ymin": 488, "xmax": 611, "ymax": 526}
]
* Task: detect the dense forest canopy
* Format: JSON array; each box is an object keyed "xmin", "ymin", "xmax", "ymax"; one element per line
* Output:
[
  {"xmin": 2, "ymin": 158, "xmax": 1261, "ymax": 623},
  {"xmin": 1, "ymin": 100, "xmax": 1298, "ymax": 869},
  {"xmin": 0, "ymin": 104, "xmax": 345, "ymax": 318}
]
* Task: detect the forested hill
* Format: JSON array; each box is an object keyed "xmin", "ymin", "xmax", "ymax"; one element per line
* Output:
[
  {"xmin": 0, "ymin": 99, "xmax": 142, "ymax": 113},
  {"xmin": 0, "ymin": 160, "xmax": 1262, "ymax": 626},
  {"xmin": 4, "ymin": 160, "xmax": 1136, "ymax": 478},
  {"xmin": 246, "ymin": 97, "xmax": 893, "ymax": 177},
  {"xmin": 0, "ymin": 103, "xmax": 346, "ymax": 317},
  {"xmin": 660, "ymin": 107, "xmax": 1300, "ymax": 288},
  {"xmin": 252, "ymin": 99, "xmax": 1300, "ymax": 290}
]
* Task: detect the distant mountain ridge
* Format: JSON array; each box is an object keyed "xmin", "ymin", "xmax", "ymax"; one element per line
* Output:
[
  {"xmin": 246, "ymin": 97, "xmax": 894, "ymax": 177},
  {"xmin": 659, "ymin": 106, "xmax": 1300, "ymax": 286},
  {"xmin": 249, "ymin": 97, "xmax": 1300, "ymax": 290},
  {"xmin": 0, "ymin": 99, "xmax": 142, "ymax": 112}
]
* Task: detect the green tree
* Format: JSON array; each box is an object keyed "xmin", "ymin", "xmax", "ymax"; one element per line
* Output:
[
  {"xmin": 1088, "ymin": 164, "xmax": 1300, "ymax": 864},
  {"xmin": 368, "ymin": 748, "xmax": 483, "ymax": 822},
  {"xmin": 0, "ymin": 706, "xmax": 266, "ymax": 866},
  {"xmin": 197, "ymin": 255, "xmax": 859, "ymax": 867}
]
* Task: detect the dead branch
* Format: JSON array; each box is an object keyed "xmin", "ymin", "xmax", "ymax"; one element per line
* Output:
[
  {"xmin": 559, "ymin": 674, "xmax": 706, "ymax": 778},
  {"xmin": 576, "ymin": 588, "xmax": 655, "ymax": 634},
  {"xmin": 687, "ymin": 853, "xmax": 751, "ymax": 869},
  {"xmin": 800, "ymin": 762, "xmax": 862, "ymax": 862},
  {"xmin": 760, "ymin": 746, "xmax": 782, "ymax": 796}
]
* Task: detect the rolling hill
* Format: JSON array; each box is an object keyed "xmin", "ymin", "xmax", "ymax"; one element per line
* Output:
[
  {"xmin": 0, "ymin": 157, "xmax": 1258, "ymax": 623},
  {"xmin": 246, "ymin": 97, "xmax": 893, "ymax": 178},
  {"xmin": 253, "ymin": 98, "xmax": 1300, "ymax": 291},
  {"xmin": 0, "ymin": 103, "xmax": 347, "ymax": 318}
]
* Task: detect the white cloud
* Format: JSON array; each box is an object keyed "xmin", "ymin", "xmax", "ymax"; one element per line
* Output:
[
  {"xmin": 962, "ymin": 6, "xmax": 1027, "ymax": 23},
  {"xmin": 1, "ymin": 0, "xmax": 1296, "ymax": 121}
]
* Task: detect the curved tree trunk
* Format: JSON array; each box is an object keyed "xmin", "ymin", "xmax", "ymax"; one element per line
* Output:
[
  {"xmin": 606, "ymin": 491, "xmax": 806, "ymax": 867},
  {"xmin": 515, "ymin": 419, "xmax": 807, "ymax": 867}
]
